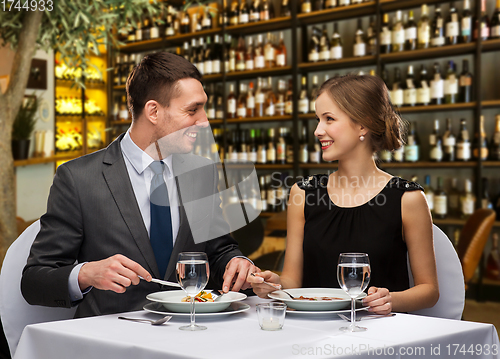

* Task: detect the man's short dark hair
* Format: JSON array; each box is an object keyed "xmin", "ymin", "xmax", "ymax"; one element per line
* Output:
[{"xmin": 126, "ymin": 52, "xmax": 202, "ymax": 121}]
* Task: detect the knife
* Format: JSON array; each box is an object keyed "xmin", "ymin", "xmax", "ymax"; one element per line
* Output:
[{"xmin": 139, "ymin": 276, "xmax": 181, "ymax": 288}]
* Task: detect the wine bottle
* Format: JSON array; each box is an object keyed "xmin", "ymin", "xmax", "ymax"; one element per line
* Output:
[
  {"xmin": 254, "ymin": 34, "xmax": 265, "ymax": 69},
  {"xmin": 276, "ymin": 32, "xmax": 287, "ymax": 67},
  {"xmin": 259, "ymin": 175, "xmax": 268, "ymax": 211},
  {"xmin": 276, "ymin": 127, "xmax": 287, "ymax": 164},
  {"xmin": 461, "ymin": 0, "xmax": 473, "ymax": 43},
  {"xmin": 229, "ymin": 0, "xmax": 239, "ymax": 26},
  {"xmin": 247, "ymin": 81, "xmax": 256, "ymax": 118},
  {"xmin": 264, "ymin": 77, "xmax": 277, "ymax": 117},
  {"xmin": 367, "ymin": 16, "xmax": 377, "ymax": 56},
  {"xmin": 417, "ymin": 4, "xmax": 431, "ymax": 49},
  {"xmin": 309, "ymin": 75, "xmax": 319, "ymax": 113},
  {"xmin": 434, "ymin": 177, "xmax": 448, "ymax": 219},
  {"xmin": 239, "ymin": 0, "xmax": 250, "ymax": 24},
  {"xmin": 492, "ymin": 0, "xmax": 500, "ymax": 39},
  {"xmin": 405, "ymin": 10, "xmax": 417, "ymax": 51},
  {"xmin": 227, "ymin": 83, "xmax": 237, "ymax": 119},
  {"xmin": 474, "ymin": 0, "xmax": 490, "ymax": 41},
  {"xmin": 245, "ymin": 36, "xmax": 255, "ymax": 71},
  {"xmin": 460, "ymin": 179, "xmax": 476, "ymax": 219},
  {"xmin": 309, "ymin": 136, "xmax": 321, "ymax": 163},
  {"xmin": 313, "ymin": 0, "xmax": 324, "ymax": 11},
  {"xmin": 267, "ymin": 128, "xmax": 277, "ymax": 164},
  {"xmin": 264, "ymin": 32, "xmax": 277, "ymax": 68},
  {"xmin": 353, "ymin": 19, "xmax": 366, "ymax": 57},
  {"xmin": 308, "ymin": 27, "xmax": 320, "ymax": 62},
  {"xmin": 260, "ymin": 0, "xmax": 274, "ymax": 20},
  {"xmin": 201, "ymin": 7, "xmax": 212, "ymax": 30},
  {"xmin": 320, "ymin": 24, "xmax": 330, "ymax": 61},
  {"xmin": 429, "ymin": 119, "xmax": 443, "ymax": 162},
  {"xmin": 248, "ymin": 129, "xmax": 258, "ymax": 163},
  {"xmin": 180, "ymin": 11, "xmax": 191, "ymax": 34},
  {"xmin": 250, "ymin": 0, "xmax": 261, "ymax": 22},
  {"xmin": 431, "ymin": 7, "xmax": 445, "ymax": 47},
  {"xmin": 299, "ymin": 126, "xmax": 309, "ymax": 163},
  {"xmin": 207, "ymin": 84, "xmax": 216, "ymax": 120},
  {"xmin": 236, "ymin": 35, "xmax": 246, "ymax": 71},
  {"xmin": 392, "ymin": 67, "xmax": 404, "ymax": 108},
  {"xmin": 238, "ymin": 129, "xmax": 249, "ymax": 162},
  {"xmin": 276, "ymin": 79, "xmax": 287, "ymax": 116},
  {"xmin": 237, "ymin": 83, "xmax": 247, "ymax": 119},
  {"xmin": 403, "ymin": 65, "xmax": 417, "ymax": 107},
  {"xmin": 325, "ymin": 0, "xmax": 336, "ymax": 8},
  {"xmin": 446, "ymin": 3, "xmax": 460, "ymax": 45},
  {"xmin": 456, "ymin": 119, "xmax": 471, "ymax": 161},
  {"xmin": 423, "ymin": 175, "xmax": 435, "ymax": 212},
  {"xmin": 255, "ymin": 77, "xmax": 265, "ymax": 117},
  {"xmin": 430, "ymin": 62, "xmax": 444, "ymax": 105},
  {"xmin": 380, "ymin": 13, "xmax": 391, "ymax": 54},
  {"xmin": 280, "ymin": 0, "xmax": 291, "ymax": 17},
  {"xmin": 285, "ymin": 79, "xmax": 294, "ymax": 115},
  {"xmin": 391, "ymin": 11, "xmax": 405, "ymax": 52},
  {"xmin": 216, "ymin": 87, "xmax": 224, "ymax": 119},
  {"xmin": 489, "ymin": 114, "xmax": 500, "ymax": 160},
  {"xmin": 444, "ymin": 60, "xmax": 458, "ymax": 104},
  {"xmin": 197, "ymin": 37, "xmax": 206, "ymax": 75},
  {"xmin": 443, "ymin": 118, "xmax": 456, "ymax": 161},
  {"xmin": 330, "ymin": 22, "xmax": 343, "ymax": 60},
  {"xmin": 472, "ymin": 115, "xmax": 489, "ymax": 160},
  {"xmin": 459, "ymin": 59, "xmax": 473, "ymax": 103},
  {"xmin": 113, "ymin": 56, "xmax": 121, "ymax": 87},
  {"xmin": 204, "ymin": 37, "xmax": 213, "ymax": 75},
  {"xmin": 404, "ymin": 121, "xmax": 420, "ymax": 162},
  {"xmin": 301, "ymin": 0, "xmax": 312, "ymax": 13},
  {"xmin": 298, "ymin": 76, "xmax": 309, "ymax": 114},
  {"xmin": 448, "ymin": 178, "xmax": 460, "ymax": 217},
  {"xmin": 228, "ymin": 36, "xmax": 236, "ymax": 72},
  {"xmin": 417, "ymin": 64, "xmax": 430, "ymax": 106},
  {"xmin": 481, "ymin": 177, "xmax": 493, "ymax": 209},
  {"xmin": 257, "ymin": 129, "xmax": 267, "ymax": 164}
]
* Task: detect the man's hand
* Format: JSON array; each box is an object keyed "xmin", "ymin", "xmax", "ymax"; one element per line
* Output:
[
  {"xmin": 78, "ymin": 254, "xmax": 152, "ymax": 293},
  {"xmin": 221, "ymin": 258, "xmax": 256, "ymax": 293}
]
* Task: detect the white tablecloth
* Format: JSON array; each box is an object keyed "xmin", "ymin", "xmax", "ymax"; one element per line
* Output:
[{"xmin": 14, "ymin": 297, "xmax": 500, "ymax": 359}]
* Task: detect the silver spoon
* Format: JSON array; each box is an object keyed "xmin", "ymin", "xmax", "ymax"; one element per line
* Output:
[{"xmin": 118, "ymin": 315, "xmax": 172, "ymax": 326}]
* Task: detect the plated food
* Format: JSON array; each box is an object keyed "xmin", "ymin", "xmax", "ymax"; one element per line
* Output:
[
  {"xmin": 268, "ymin": 288, "xmax": 367, "ymax": 311},
  {"xmin": 146, "ymin": 290, "xmax": 247, "ymax": 313},
  {"xmin": 181, "ymin": 291, "xmax": 215, "ymax": 302}
]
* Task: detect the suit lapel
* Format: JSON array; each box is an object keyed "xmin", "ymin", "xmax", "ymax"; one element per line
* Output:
[{"xmin": 102, "ymin": 134, "xmax": 160, "ymax": 278}]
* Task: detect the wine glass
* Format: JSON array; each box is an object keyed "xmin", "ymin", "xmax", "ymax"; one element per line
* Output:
[
  {"xmin": 337, "ymin": 253, "xmax": 371, "ymax": 332},
  {"xmin": 176, "ymin": 252, "xmax": 210, "ymax": 331}
]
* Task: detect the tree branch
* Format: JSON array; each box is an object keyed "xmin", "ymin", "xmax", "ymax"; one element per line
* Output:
[{"xmin": 6, "ymin": 10, "xmax": 44, "ymax": 124}]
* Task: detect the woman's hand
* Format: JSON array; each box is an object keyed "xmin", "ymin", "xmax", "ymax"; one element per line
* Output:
[
  {"xmin": 247, "ymin": 270, "xmax": 281, "ymax": 298},
  {"xmin": 362, "ymin": 286, "xmax": 392, "ymax": 315}
]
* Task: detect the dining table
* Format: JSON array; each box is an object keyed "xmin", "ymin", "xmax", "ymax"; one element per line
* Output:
[{"xmin": 14, "ymin": 296, "xmax": 500, "ymax": 359}]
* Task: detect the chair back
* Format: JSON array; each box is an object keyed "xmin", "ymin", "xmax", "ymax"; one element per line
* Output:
[
  {"xmin": 455, "ymin": 209, "xmax": 496, "ymax": 286},
  {"xmin": 0, "ymin": 220, "xmax": 77, "ymax": 357},
  {"xmin": 408, "ymin": 224, "xmax": 465, "ymax": 320},
  {"xmin": 223, "ymin": 203, "xmax": 264, "ymax": 256}
]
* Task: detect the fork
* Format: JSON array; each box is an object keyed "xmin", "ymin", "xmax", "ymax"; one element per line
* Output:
[{"xmin": 249, "ymin": 273, "xmax": 282, "ymax": 290}]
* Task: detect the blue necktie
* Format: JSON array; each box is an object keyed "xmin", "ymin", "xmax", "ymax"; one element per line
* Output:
[{"xmin": 149, "ymin": 161, "xmax": 173, "ymax": 279}]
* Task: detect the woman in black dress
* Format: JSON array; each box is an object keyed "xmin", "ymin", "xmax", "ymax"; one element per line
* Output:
[{"xmin": 250, "ymin": 74, "xmax": 439, "ymax": 314}]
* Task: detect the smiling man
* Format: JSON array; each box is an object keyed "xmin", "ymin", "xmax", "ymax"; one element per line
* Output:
[{"xmin": 21, "ymin": 52, "xmax": 255, "ymax": 318}]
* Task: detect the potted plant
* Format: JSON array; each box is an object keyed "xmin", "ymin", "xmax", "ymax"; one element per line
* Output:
[{"xmin": 12, "ymin": 95, "xmax": 38, "ymax": 160}]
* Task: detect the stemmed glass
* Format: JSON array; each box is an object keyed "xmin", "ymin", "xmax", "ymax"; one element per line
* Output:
[
  {"xmin": 176, "ymin": 252, "xmax": 210, "ymax": 331},
  {"xmin": 337, "ymin": 253, "xmax": 371, "ymax": 332}
]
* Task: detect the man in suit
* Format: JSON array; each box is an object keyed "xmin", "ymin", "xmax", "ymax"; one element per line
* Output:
[{"xmin": 21, "ymin": 52, "xmax": 255, "ymax": 318}]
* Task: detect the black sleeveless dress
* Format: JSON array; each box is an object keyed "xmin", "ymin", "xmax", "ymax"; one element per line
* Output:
[{"xmin": 297, "ymin": 175, "xmax": 423, "ymax": 292}]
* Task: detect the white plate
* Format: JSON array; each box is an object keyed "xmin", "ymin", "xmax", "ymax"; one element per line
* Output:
[
  {"xmin": 143, "ymin": 301, "xmax": 251, "ymax": 317},
  {"xmin": 268, "ymin": 288, "xmax": 367, "ymax": 311},
  {"xmin": 146, "ymin": 290, "xmax": 247, "ymax": 313},
  {"xmin": 286, "ymin": 306, "xmax": 369, "ymax": 315}
]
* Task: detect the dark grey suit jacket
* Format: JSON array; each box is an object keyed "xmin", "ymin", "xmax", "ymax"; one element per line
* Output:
[{"xmin": 21, "ymin": 133, "xmax": 242, "ymax": 318}]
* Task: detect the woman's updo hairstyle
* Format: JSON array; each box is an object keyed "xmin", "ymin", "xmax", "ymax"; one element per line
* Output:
[{"xmin": 318, "ymin": 74, "xmax": 408, "ymax": 153}]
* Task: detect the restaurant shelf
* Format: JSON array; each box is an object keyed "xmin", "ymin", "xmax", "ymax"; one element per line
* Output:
[
  {"xmin": 299, "ymin": 56, "xmax": 376, "ymax": 72},
  {"xmin": 380, "ymin": 161, "xmax": 477, "ymax": 168},
  {"xmin": 14, "ymin": 153, "xmax": 82, "ymax": 167},
  {"xmin": 380, "ymin": 43, "xmax": 476, "ymax": 64},
  {"xmin": 226, "ymin": 115, "xmax": 293, "ymax": 124},
  {"xmin": 226, "ymin": 17, "xmax": 292, "ymax": 36},
  {"xmin": 297, "ymin": 1, "xmax": 376, "ymax": 24},
  {"xmin": 482, "ymin": 39, "xmax": 500, "ymax": 53},
  {"xmin": 381, "ymin": 0, "xmax": 460, "ymax": 12},
  {"xmin": 398, "ymin": 102, "xmax": 476, "ymax": 113},
  {"xmin": 225, "ymin": 66, "xmax": 292, "ymax": 80}
]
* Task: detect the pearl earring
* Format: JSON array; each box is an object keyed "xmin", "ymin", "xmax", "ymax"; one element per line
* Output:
[{"xmin": 359, "ymin": 135, "xmax": 365, "ymax": 142}]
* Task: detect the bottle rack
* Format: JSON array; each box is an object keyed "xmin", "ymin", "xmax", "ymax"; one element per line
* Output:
[{"xmin": 108, "ymin": 0, "xmax": 500, "ymax": 225}]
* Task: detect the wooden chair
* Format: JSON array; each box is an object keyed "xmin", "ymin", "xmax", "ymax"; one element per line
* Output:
[{"xmin": 456, "ymin": 209, "xmax": 496, "ymax": 290}]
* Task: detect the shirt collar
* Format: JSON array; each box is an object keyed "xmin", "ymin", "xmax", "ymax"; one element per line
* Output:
[{"xmin": 121, "ymin": 129, "xmax": 173, "ymax": 176}]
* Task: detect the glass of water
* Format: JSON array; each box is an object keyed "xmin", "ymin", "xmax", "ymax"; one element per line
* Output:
[
  {"xmin": 337, "ymin": 253, "xmax": 371, "ymax": 332},
  {"xmin": 176, "ymin": 252, "xmax": 210, "ymax": 331}
]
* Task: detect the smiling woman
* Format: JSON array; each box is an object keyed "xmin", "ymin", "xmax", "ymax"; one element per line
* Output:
[{"xmin": 249, "ymin": 74, "xmax": 439, "ymax": 317}]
